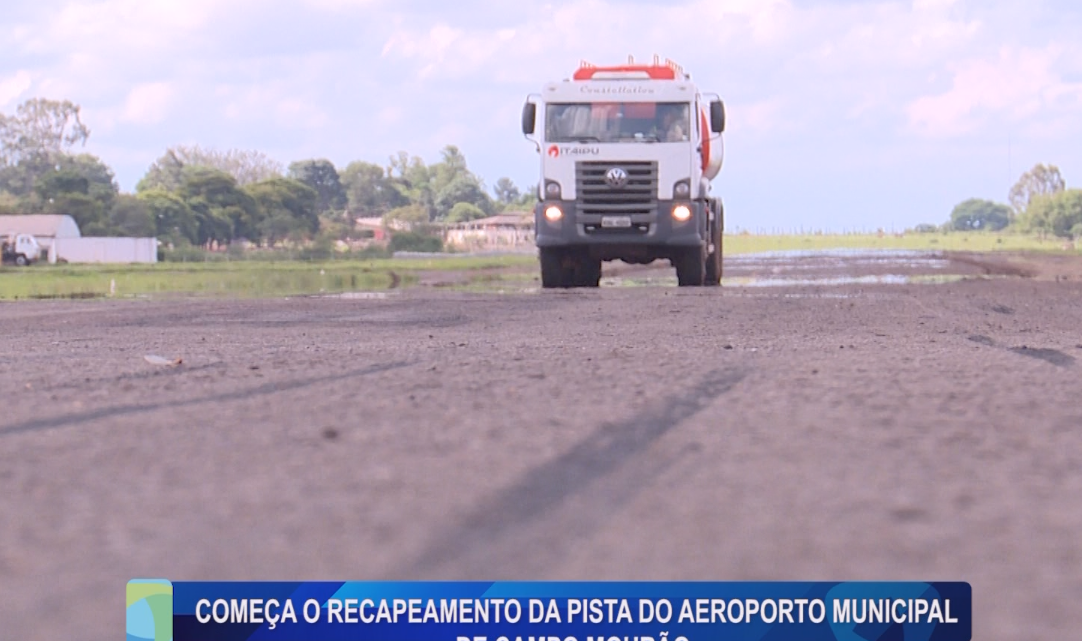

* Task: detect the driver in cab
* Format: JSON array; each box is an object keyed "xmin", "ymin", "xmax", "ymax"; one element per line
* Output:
[{"xmin": 657, "ymin": 105, "xmax": 688, "ymax": 142}]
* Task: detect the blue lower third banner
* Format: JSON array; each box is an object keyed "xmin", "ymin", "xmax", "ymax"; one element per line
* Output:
[{"xmin": 158, "ymin": 581, "xmax": 971, "ymax": 641}]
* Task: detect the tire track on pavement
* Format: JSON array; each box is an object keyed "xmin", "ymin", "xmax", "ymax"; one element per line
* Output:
[
  {"xmin": 396, "ymin": 366, "xmax": 748, "ymax": 579},
  {"xmin": 0, "ymin": 361, "xmax": 413, "ymax": 438}
]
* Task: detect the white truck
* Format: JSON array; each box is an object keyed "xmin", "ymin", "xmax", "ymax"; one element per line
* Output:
[
  {"xmin": 521, "ymin": 56, "xmax": 726, "ymax": 287},
  {"xmin": 1, "ymin": 233, "xmax": 42, "ymax": 266}
]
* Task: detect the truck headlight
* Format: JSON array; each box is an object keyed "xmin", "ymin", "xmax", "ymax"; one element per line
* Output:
[
  {"xmin": 545, "ymin": 205, "xmax": 564, "ymax": 222},
  {"xmin": 673, "ymin": 179, "xmax": 691, "ymax": 198},
  {"xmin": 671, "ymin": 204, "xmax": 692, "ymax": 222},
  {"xmin": 545, "ymin": 181, "xmax": 562, "ymax": 199}
]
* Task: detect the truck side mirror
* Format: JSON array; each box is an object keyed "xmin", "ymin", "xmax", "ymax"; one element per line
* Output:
[
  {"xmin": 522, "ymin": 103, "xmax": 537, "ymax": 135},
  {"xmin": 710, "ymin": 100, "xmax": 725, "ymax": 133}
]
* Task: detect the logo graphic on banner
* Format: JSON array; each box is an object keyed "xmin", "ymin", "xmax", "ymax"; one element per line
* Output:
[{"xmin": 127, "ymin": 579, "xmax": 173, "ymax": 641}]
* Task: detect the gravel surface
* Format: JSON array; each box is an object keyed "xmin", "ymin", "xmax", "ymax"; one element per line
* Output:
[{"xmin": 2, "ymin": 251, "xmax": 1081, "ymax": 641}]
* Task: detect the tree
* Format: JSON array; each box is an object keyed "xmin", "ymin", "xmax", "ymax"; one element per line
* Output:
[
  {"xmin": 1009, "ymin": 164, "xmax": 1065, "ymax": 217},
  {"xmin": 386, "ymin": 151, "xmax": 436, "ymax": 217},
  {"xmin": 62, "ymin": 154, "xmax": 119, "ymax": 209},
  {"xmin": 494, "ymin": 177, "xmax": 521, "ymax": 205},
  {"xmin": 0, "ymin": 98, "xmax": 90, "ymax": 166},
  {"xmin": 137, "ymin": 148, "xmax": 187, "ymax": 193},
  {"xmin": 426, "ymin": 145, "xmax": 494, "ymax": 219},
  {"xmin": 139, "ymin": 189, "xmax": 198, "ymax": 245},
  {"xmin": 29, "ymin": 161, "xmax": 117, "ymax": 234},
  {"xmin": 430, "ymin": 145, "xmax": 468, "ymax": 193},
  {"xmin": 288, "ymin": 159, "xmax": 345, "ymax": 215},
  {"xmin": 0, "ymin": 190, "xmax": 18, "ymax": 215},
  {"xmin": 138, "ymin": 145, "xmax": 283, "ymax": 191},
  {"xmin": 949, "ymin": 199, "xmax": 1012, "ymax": 231},
  {"xmin": 341, "ymin": 160, "xmax": 407, "ymax": 217},
  {"xmin": 434, "ymin": 174, "xmax": 493, "ymax": 219},
  {"xmin": 244, "ymin": 178, "xmax": 320, "ymax": 244},
  {"xmin": 179, "ymin": 167, "xmax": 261, "ymax": 245},
  {"xmin": 35, "ymin": 169, "xmax": 90, "ymax": 202},
  {"xmin": 1, "ymin": 100, "xmax": 102, "ymax": 198},
  {"xmin": 47, "ymin": 193, "xmax": 105, "ymax": 234},
  {"xmin": 1022, "ymin": 190, "xmax": 1082, "ymax": 239},
  {"xmin": 447, "ymin": 202, "xmax": 487, "ymax": 222},
  {"xmin": 109, "ymin": 194, "xmax": 156, "ymax": 237},
  {"xmin": 22, "ymin": 152, "xmax": 116, "ymax": 207}
]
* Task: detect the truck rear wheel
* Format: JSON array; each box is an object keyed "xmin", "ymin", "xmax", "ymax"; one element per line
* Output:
[
  {"xmin": 704, "ymin": 199, "xmax": 724, "ymax": 286},
  {"xmin": 675, "ymin": 247, "xmax": 705, "ymax": 287},
  {"xmin": 705, "ymin": 232, "xmax": 722, "ymax": 286}
]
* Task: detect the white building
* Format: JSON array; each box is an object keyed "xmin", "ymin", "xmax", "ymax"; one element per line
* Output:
[
  {"xmin": 0, "ymin": 214, "xmax": 81, "ymax": 257},
  {"xmin": 444, "ymin": 213, "xmax": 534, "ymax": 251},
  {"xmin": 0, "ymin": 214, "xmax": 157, "ymax": 264}
]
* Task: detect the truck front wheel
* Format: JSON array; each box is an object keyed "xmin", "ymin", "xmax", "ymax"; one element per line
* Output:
[
  {"xmin": 573, "ymin": 255, "xmax": 601, "ymax": 287},
  {"xmin": 675, "ymin": 247, "xmax": 705, "ymax": 287},
  {"xmin": 540, "ymin": 248, "xmax": 569, "ymax": 288},
  {"xmin": 540, "ymin": 248, "xmax": 601, "ymax": 288},
  {"xmin": 15, "ymin": 254, "xmax": 28, "ymax": 267}
]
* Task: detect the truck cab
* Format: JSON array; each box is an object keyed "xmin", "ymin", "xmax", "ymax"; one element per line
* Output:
[
  {"xmin": 522, "ymin": 57, "xmax": 726, "ymax": 287},
  {"xmin": 1, "ymin": 233, "xmax": 42, "ymax": 266}
]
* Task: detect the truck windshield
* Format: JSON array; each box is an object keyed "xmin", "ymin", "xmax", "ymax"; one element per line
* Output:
[{"xmin": 546, "ymin": 102, "xmax": 691, "ymax": 143}]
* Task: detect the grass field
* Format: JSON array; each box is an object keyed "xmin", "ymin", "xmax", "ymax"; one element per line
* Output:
[
  {"xmin": 722, "ymin": 232, "xmax": 1072, "ymax": 254},
  {"xmin": 1, "ymin": 233, "xmax": 1076, "ymax": 300}
]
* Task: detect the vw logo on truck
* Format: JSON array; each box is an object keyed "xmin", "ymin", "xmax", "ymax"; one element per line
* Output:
[{"xmin": 605, "ymin": 167, "xmax": 629, "ymax": 189}]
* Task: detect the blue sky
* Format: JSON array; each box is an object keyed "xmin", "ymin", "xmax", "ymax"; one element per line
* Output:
[{"xmin": 2, "ymin": 0, "xmax": 1080, "ymax": 232}]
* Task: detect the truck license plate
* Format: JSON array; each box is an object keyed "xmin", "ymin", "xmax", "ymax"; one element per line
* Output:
[{"xmin": 601, "ymin": 216, "xmax": 632, "ymax": 228}]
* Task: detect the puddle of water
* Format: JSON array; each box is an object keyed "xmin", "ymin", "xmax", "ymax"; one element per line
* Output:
[
  {"xmin": 314, "ymin": 292, "xmax": 393, "ymax": 300},
  {"xmin": 723, "ymin": 274, "xmax": 971, "ymax": 288},
  {"xmin": 729, "ymin": 248, "xmax": 943, "ymax": 261},
  {"xmin": 726, "ymin": 249, "xmax": 953, "ymax": 272}
]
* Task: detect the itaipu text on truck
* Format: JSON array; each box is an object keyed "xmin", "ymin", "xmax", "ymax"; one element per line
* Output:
[{"xmin": 521, "ymin": 57, "xmax": 726, "ymax": 288}]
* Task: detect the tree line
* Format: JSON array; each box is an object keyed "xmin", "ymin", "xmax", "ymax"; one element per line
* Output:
[
  {"xmin": 0, "ymin": 98, "xmax": 537, "ymax": 248},
  {"xmin": 945, "ymin": 164, "xmax": 1082, "ymax": 239}
]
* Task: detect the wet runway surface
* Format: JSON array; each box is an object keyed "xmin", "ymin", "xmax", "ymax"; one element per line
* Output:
[{"xmin": 2, "ymin": 249, "xmax": 1081, "ymax": 641}]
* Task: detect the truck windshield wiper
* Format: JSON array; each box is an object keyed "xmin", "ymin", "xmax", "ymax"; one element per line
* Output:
[{"xmin": 573, "ymin": 137, "xmax": 601, "ymax": 143}]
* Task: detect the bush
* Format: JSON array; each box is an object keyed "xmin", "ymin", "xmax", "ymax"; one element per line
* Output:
[
  {"xmin": 1021, "ymin": 190, "xmax": 1082, "ymax": 239},
  {"xmin": 388, "ymin": 231, "xmax": 443, "ymax": 253},
  {"xmin": 350, "ymin": 244, "xmax": 392, "ymax": 260},
  {"xmin": 950, "ymin": 199, "xmax": 1011, "ymax": 231},
  {"xmin": 299, "ymin": 241, "xmax": 334, "ymax": 261},
  {"xmin": 161, "ymin": 246, "xmax": 228, "ymax": 262}
]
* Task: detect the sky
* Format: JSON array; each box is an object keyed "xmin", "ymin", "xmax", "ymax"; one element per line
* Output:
[{"xmin": 2, "ymin": 0, "xmax": 1081, "ymax": 232}]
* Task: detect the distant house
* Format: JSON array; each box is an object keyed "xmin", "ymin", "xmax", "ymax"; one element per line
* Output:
[
  {"xmin": 445, "ymin": 212, "xmax": 534, "ymax": 250},
  {"xmin": 353, "ymin": 216, "xmax": 387, "ymax": 241}
]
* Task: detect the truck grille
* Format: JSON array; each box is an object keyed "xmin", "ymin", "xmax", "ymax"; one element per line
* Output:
[{"xmin": 576, "ymin": 161, "xmax": 658, "ymax": 217}]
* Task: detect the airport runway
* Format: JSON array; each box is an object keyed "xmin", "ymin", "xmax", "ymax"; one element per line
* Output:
[{"xmin": 2, "ymin": 250, "xmax": 1081, "ymax": 640}]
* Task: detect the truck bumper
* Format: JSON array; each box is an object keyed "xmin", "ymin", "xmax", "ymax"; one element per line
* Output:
[{"xmin": 534, "ymin": 200, "xmax": 708, "ymax": 249}]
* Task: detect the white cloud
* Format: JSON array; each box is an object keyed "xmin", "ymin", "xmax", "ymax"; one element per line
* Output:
[
  {"xmin": 121, "ymin": 82, "xmax": 175, "ymax": 125},
  {"xmin": 907, "ymin": 45, "xmax": 1082, "ymax": 137},
  {"xmin": 217, "ymin": 81, "xmax": 330, "ymax": 130},
  {"xmin": 0, "ymin": 71, "xmax": 33, "ymax": 108},
  {"xmin": 303, "ymin": 0, "xmax": 381, "ymax": 9},
  {"xmin": 15, "ymin": 0, "xmax": 220, "ymax": 56},
  {"xmin": 730, "ymin": 98, "xmax": 789, "ymax": 135}
]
